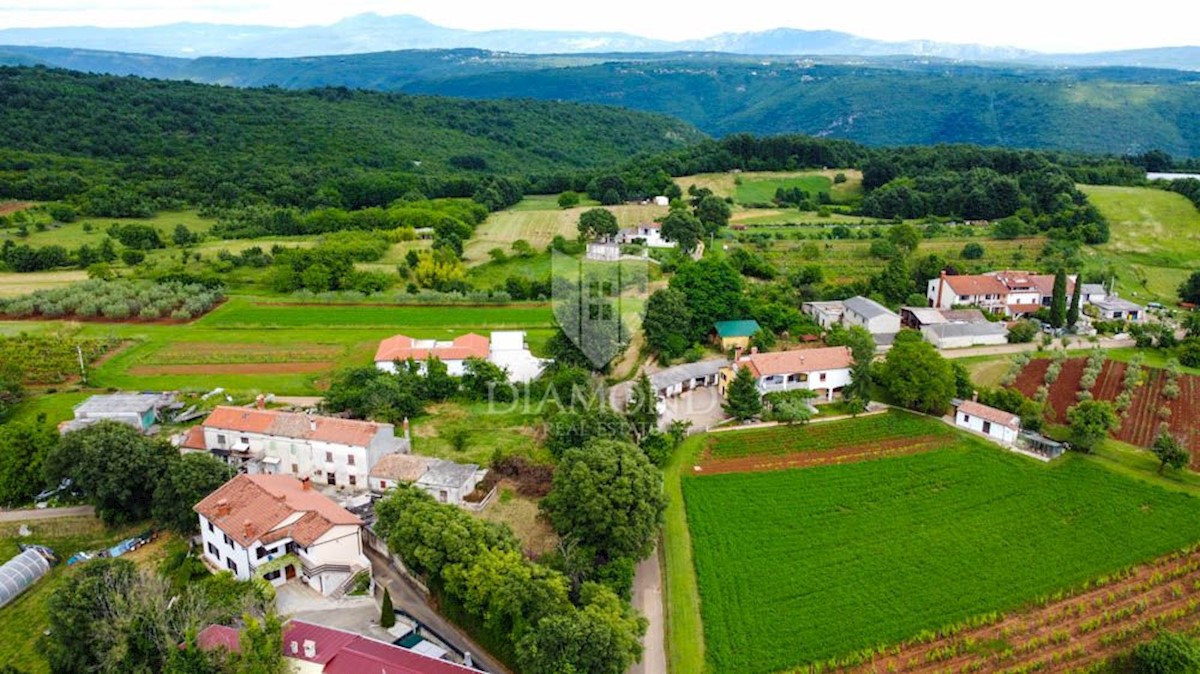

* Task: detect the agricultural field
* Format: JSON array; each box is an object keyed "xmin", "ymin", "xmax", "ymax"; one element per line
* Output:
[
  {"xmin": 0, "ymin": 209, "xmax": 214, "ymax": 248},
  {"xmin": 462, "ymin": 200, "xmax": 667, "ymax": 265},
  {"xmin": 677, "ymin": 169, "xmax": 864, "ymax": 204},
  {"xmin": 0, "ymin": 331, "xmax": 121, "ymax": 384},
  {"xmin": 680, "ymin": 430, "xmax": 1200, "ymax": 673},
  {"xmin": 0, "ymin": 270, "xmax": 88, "ymax": 297},
  {"xmin": 1013, "ymin": 357, "xmax": 1200, "ymax": 461},
  {"xmin": 1081, "ymin": 185, "xmax": 1200, "ymax": 305}
]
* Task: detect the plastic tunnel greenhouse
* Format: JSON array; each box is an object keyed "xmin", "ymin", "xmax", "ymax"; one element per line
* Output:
[{"xmin": 0, "ymin": 548, "xmax": 52, "ymax": 610}]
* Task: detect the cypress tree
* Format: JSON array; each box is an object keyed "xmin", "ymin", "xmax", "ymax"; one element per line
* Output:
[
  {"xmin": 1049, "ymin": 269, "xmax": 1068, "ymax": 329},
  {"xmin": 380, "ymin": 587, "xmax": 395, "ymax": 628},
  {"xmin": 1067, "ymin": 275, "xmax": 1082, "ymax": 329},
  {"xmin": 724, "ymin": 365, "xmax": 763, "ymax": 422}
]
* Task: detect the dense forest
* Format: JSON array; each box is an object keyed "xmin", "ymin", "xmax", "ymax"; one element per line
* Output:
[{"xmin": 5, "ymin": 47, "xmax": 1199, "ymax": 157}]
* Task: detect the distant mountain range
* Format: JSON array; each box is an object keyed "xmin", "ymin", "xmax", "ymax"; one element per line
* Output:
[{"xmin": 1, "ymin": 13, "xmax": 1199, "ymax": 70}]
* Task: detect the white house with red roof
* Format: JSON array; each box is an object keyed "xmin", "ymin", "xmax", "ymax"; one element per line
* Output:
[
  {"xmin": 374, "ymin": 333, "xmax": 490, "ymax": 376},
  {"xmin": 618, "ymin": 222, "xmax": 675, "ymax": 248},
  {"xmin": 926, "ymin": 270, "xmax": 1077, "ymax": 317},
  {"xmin": 954, "ymin": 399, "xmax": 1020, "ymax": 445},
  {"xmin": 196, "ymin": 620, "xmax": 483, "ymax": 673},
  {"xmin": 718, "ymin": 346, "xmax": 854, "ymax": 401},
  {"xmin": 182, "ymin": 402, "xmax": 408, "ymax": 491},
  {"xmin": 194, "ymin": 474, "xmax": 369, "ymax": 595}
]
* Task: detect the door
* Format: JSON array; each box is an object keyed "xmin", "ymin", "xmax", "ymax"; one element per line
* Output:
[
  {"xmin": 982, "ymin": 421, "xmax": 992, "ymax": 435},
  {"xmin": 285, "ymin": 565, "xmax": 296, "ymax": 580}
]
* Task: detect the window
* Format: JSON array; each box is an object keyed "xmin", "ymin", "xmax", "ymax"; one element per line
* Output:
[
  {"xmin": 379, "ymin": 480, "xmax": 389, "ymax": 490},
  {"xmin": 438, "ymin": 490, "xmax": 448, "ymax": 503},
  {"xmin": 226, "ymin": 558, "xmax": 238, "ymax": 574},
  {"xmin": 327, "ymin": 473, "xmax": 337, "ymax": 485},
  {"xmin": 256, "ymin": 546, "xmax": 268, "ymax": 559},
  {"xmin": 207, "ymin": 521, "xmax": 214, "ymax": 533},
  {"xmin": 962, "ymin": 414, "xmax": 970, "ymax": 423},
  {"xmin": 819, "ymin": 373, "xmax": 827, "ymax": 382},
  {"xmin": 207, "ymin": 542, "xmax": 220, "ymax": 559},
  {"xmin": 223, "ymin": 533, "xmax": 233, "ymax": 547},
  {"xmin": 291, "ymin": 463, "xmax": 298, "ymax": 474},
  {"xmin": 217, "ymin": 434, "xmax": 227, "ymax": 446},
  {"xmin": 264, "ymin": 569, "xmax": 282, "ymax": 581},
  {"xmin": 349, "ymin": 475, "xmax": 357, "ymax": 486},
  {"xmin": 325, "ymin": 451, "xmax": 333, "ymax": 463},
  {"xmin": 240, "ymin": 436, "xmax": 249, "ymax": 445},
  {"xmin": 348, "ymin": 455, "xmax": 355, "ymax": 466}
]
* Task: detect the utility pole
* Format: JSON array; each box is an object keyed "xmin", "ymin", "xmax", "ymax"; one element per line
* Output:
[{"xmin": 77, "ymin": 344, "xmax": 87, "ymax": 385}]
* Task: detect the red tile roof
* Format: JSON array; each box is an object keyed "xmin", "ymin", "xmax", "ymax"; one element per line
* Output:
[
  {"xmin": 181, "ymin": 425, "xmax": 207, "ymax": 450},
  {"xmin": 193, "ymin": 474, "xmax": 361, "ymax": 548},
  {"xmin": 1007, "ymin": 303, "xmax": 1044, "ymax": 315},
  {"xmin": 283, "ymin": 620, "xmax": 482, "ymax": 674},
  {"xmin": 942, "ymin": 274, "xmax": 1008, "ymax": 297},
  {"xmin": 374, "ymin": 333, "xmax": 490, "ymax": 363},
  {"xmin": 200, "ymin": 407, "xmax": 386, "ymax": 448},
  {"xmin": 742, "ymin": 346, "xmax": 853, "ymax": 378},
  {"xmin": 957, "ymin": 400, "xmax": 1020, "ymax": 430},
  {"xmin": 196, "ymin": 625, "xmax": 241, "ymax": 654}
]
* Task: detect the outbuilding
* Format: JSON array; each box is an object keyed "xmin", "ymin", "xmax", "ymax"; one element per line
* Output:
[{"xmin": 954, "ymin": 399, "xmax": 1020, "ymax": 445}]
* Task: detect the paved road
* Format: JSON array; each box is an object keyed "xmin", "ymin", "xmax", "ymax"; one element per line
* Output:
[
  {"xmin": 940, "ymin": 337, "xmax": 1135, "ymax": 359},
  {"xmin": 0, "ymin": 505, "xmax": 95, "ymax": 522},
  {"xmin": 365, "ymin": 547, "xmax": 510, "ymax": 674},
  {"xmin": 627, "ymin": 546, "xmax": 666, "ymax": 674}
]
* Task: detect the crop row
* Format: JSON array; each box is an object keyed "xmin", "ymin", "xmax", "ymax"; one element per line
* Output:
[{"xmin": 708, "ymin": 410, "xmax": 950, "ymax": 459}]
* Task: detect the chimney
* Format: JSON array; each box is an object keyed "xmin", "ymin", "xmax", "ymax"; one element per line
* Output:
[
  {"xmin": 216, "ymin": 498, "xmax": 229, "ymax": 517},
  {"xmin": 733, "ymin": 346, "xmax": 744, "ymax": 362},
  {"xmin": 750, "ymin": 346, "xmax": 758, "ymax": 355},
  {"xmin": 303, "ymin": 640, "xmax": 317, "ymax": 658},
  {"xmin": 255, "ymin": 394, "xmax": 265, "ymax": 410},
  {"xmin": 289, "ymin": 641, "xmax": 299, "ymax": 655},
  {"xmin": 308, "ymin": 415, "xmax": 317, "ymax": 432},
  {"xmin": 243, "ymin": 519, "xmax": 253, "ymax": 539},
  {"xmin": 301, "ymin": 477, "xmax": 311, "ymax": 491},
  {"xmin": 403, "ymin": 417, "xmax": 410, "ymax": 441}
]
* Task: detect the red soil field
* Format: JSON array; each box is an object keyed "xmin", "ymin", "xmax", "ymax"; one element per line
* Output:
[
  {"xmin": 0, "ymin": 201, "xmax": 34, "ymax": 216},
  {"xmin": 695, "ymin": 436, "xmax": 945, "ymax": 474}
]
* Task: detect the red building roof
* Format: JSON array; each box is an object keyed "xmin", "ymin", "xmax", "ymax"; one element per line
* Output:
[
  {"xmin": 740, "ymin": 346, "xmax": 853, "ymax": 378},
  {"xmin": 193, "ymin": 474, "xmax": 361, "ymax": 548},
  {"xmin": 283, "ymin": 620, "xmax": 482, "ymax": 674},
  {"xmin": 957, "ymin": 400, "xmax": 1020, "ymax": 431},
  {"xmin": 374, "ymin": 334, "xmax": 490, "ymax": 363},
  {"xmin": 196, "ymin": 625, "xmax": 241, "ymax": 654},
  {"xmin": 199, "ymin": 406, "xmax": 386, "ymax": 448}
]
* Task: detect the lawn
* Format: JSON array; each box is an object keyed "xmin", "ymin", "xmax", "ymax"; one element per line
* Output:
[
  {"xmin": 0, "ymin": 517, "xmax": 151, "ymax": 673},
  {"xmin": 198, "ymin": 297, "xmax": 554, "ymax": 329},
  {"xmin": 0, "ymin": 209, "xmax": 214, "ymax": 248},
  {"xmin": 677, "ymin": 170, "xmax": 863, "ymax": 204},
  {"xmin": 408, "ymin": 401, "xmax": 551, "ymax": 466},
  {"xmin": 462, "ymin": 202, "xmax": 666, "ymax": 265},
  {"xmin": 707, "ymin": 409, "xmax": 949, "ymax": 459},
  {"xmin": 679, "ymin": 427, "xmax": 1200, "ymax": 674},
  {"xmin": 1081, "ymin": 184, "xmax": 1200, "ymax": 305}
]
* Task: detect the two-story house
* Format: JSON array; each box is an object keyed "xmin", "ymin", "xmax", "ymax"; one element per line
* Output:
[
  {"xmin": 719, "ymin": 346, "xmax": 854, "ymax": 401},
  {"xmin": 926, "ymin": 270, "xmax": 1076, "ymax": 317},
  {"xmin": 184, "ymin": 404, "xmax": 408, "ymax": 490},
  {"xmin": 194, "ymin": 474, "xmax": 369, "ymax": 596}
]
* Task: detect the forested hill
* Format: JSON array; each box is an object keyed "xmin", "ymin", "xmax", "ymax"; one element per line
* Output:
[{"xmin": 0, "ymin": 66, "xmax": 702, "ymax": 207}]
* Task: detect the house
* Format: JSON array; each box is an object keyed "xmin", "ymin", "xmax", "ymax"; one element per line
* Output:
[
  {"xmin": 185, "ymin": 403, "xmax": 408, "ymax": 490},
  {"xmin": 196, "ymin": 620, "xmax": 484, "ymax": 673},
  {"xmin": 488, "ymin": 331, "xmax": 550, "ymax": 383},
  {"xmin": 1081, "ymin": 283, "xmax": 1109, "ymax": 304},
  {"xmin": 368, "ymin": 454, "xmax": 486, "ymax": 506},
  {"xmin": 713, "ymin": 320, "xmax": 761, "ymax": 350},
  {"xmin": 374, "ymin": 334, "xmax": 490, "ymax": 376},
  {"xmin": 801, "ymin": 301, "xmax": 845, "ymax": 329},
  {"xmin": 954, "ymin": 399, "xmax": 1020, "ymax": 445},
  {"xmin": 841, "ymin": 296, "xmax": 901, "ymax": 344},
  {"xmin": 648, "ymin": 359, "xmax": 729, "ymax": 399},
  {"xmin": 653, "ymin": 195, "xmax": 670, "ymax": 206},
  {"xmin": 617, "ymin": 222, "xmax": 675, "ymax": 248},
  {"xmin": 926, "ymin": 270, "xmax": 1076, "ymax": 317},
  {"xmin": 1091, "ymin": 295, "xmax": 1144, "ymax": 322},
  {"xmin": 59, "ymin": 392, "xmax": 176, "ymax": 434},
  {"xmin": 901, "ymin": 307, "xmax": 1009, "ymax": 349},
  {"xmin": 194, "ymin": 474, "xmax": 369, "ymax": 595},
  {"xmin": 719, "ymin": 346, "xmax": 853, "ymax": 401}
]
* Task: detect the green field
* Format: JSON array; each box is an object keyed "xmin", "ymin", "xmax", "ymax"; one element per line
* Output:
[
  {"xmin": 734, "ymin": 175, "xmax": 835, "ymax": 204},
  {"xmin": 679, "ymin": 420, "xmax": 1200, "ymax": 674},
  {"xmin": 0, "ymin": 209, "xmax": 214, "ymax": 248},
  {"xmin": 463, "ymin": 201, "xmax": 667, "ymax": 265},
  {"xmin": 198, "ymin": 297, "xmax": 554, "ymax": 329},
  {"xmin": 678, "ymin": 170, "xmax": 863, "ymax": 203},
  {"xmin": 708, "ymin": 409, "xmax": 949, "ymax": 458},
  {"xmin": 1082, "ymin": 184, "xmax": 1200, "ymax": 304}
]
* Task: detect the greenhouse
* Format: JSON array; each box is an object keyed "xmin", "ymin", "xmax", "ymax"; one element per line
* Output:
[{"xmin": 0, "ymin": 548, "xmax": 52, "ymax": 610}]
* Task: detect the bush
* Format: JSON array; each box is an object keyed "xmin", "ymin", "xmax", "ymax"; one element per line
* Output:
[
  {"xmin": 961, "ymin": 242, "xmax": 985, "ymax": 259},
  {"xmin": 1130, "ymin": 631, "xmax": 1200, "ymax": 674},
  {"xmin": 1007, "ymin": 320, "xmax": 1038, "ymax": 344}
]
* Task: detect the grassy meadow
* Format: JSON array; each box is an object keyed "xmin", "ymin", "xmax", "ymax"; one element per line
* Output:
[
  {"xmin": 1081, "ymin": 184, "xmax": 1200, "ymax": 304},
  {"xmin": 677, "ymin": 169, "xmax": 864, "ymax": 204},
  {"xmin": 680, "ymin": 428, "xmax": 1200, "ymax": 673}
]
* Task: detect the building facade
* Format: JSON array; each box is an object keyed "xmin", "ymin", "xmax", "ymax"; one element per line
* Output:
[
  {"xmin": 719, "ymin": 346, "xmax": 854, "ymax": 401},
  {"xmin": 954, "ymin": 400, "xmax": 1020, "ymax": 445}
]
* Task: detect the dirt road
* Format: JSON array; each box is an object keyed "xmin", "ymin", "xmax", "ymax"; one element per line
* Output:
[
  {"xmin": 627, "ymin": 546, "xmax": 666, "ymax": 674},
  {"xmin": 0, "ymin": 505, "xmax": 95, "ymax": 522}
]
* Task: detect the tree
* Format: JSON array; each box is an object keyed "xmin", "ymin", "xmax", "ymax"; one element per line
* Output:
[
  {"xmin": 380, "ymin": 588, "xmax": 396, "ymax": 628},
  {"xmin": 0, "ymin": 363, "xmax": 21, "ymax": 422},
  {"xmin": 541, "ymin": 439, "xmax": 665, "ymax": 561},
  {"xmin": 872, "ymin": 255, "xmax": 915, "ymax": 305},
  {"xmin": 1067, "ymin": 275, "xmax": 1082, "ymax": 329},
  {"xmin": 546, "ymin": 406, "xmax": 632, "ymax": 460},
  {"xmin": 1049, "ymin": 268, "xmax": 1068, "ymax": 329},
  {"xmin": 694, "ymin": 195, "xmax": 731, "ymax": 236},
  {"xmin": 1183, "ymin": 311, "xmax": 1200, "ymax": 339},
  {"xmin": 0, "ymin": 419, "xmax": 56, "ymax": 506},
  {"xmin": 952, "ymin": 361, "xmax": 975, "ymax": 400},
  {"xmin": 1008, "ymin": 319, "xmax": 1038, "ymax": 343},
  {"xmin": 659, "ymin": 210, "xmax": 704, "ymax": 253},
  {"xmin": 723, "ymin": 365, "xmax": 763, "ymax": 422},
  {"xmin": 1130, "ymin": 630, "xmax": 1200, "ymax": 674},
  {"xmin": 577, "ymin": 208, "xmax": 619, "ymax": 241},
  {"xmin": 642, "ymin": 288, "xmax": 693, "ymax": 359},
  {"xmin": 173, "ymin": 224, "xmax": 196, "ymax": 247},
  {"xmin": 1179, "ymin": 271, "xmax": 1200, "ymax": 305},
  {"xmin": 418, "ymin": 356, "xmax": 458, "ymax": 401},
  {"xmin": 516, "ymin": 582, "xmax": 646, "ymax": 674},
  {"xmin": 669, "ymin": 257, "xmax": 746, "ymax": 342},
  {"xmin": 46, "ymin": 421, "xmax": 174, "ymax": 524},
  {"xmin": 558, "ymin": 191, "xmax": 581, "ymax": 209},
  {"xmin": 153, "ymin": 453, "xmax": 236, "ymax": 534},
  {"xmin": 992, "ymin": 216, "xmax": 1027, "ymax": 240},
  {"xmin": 961, "ymin": 242, "xmax": 984, "ymax": 259},
  {"xmin": 1152, "ymin": 431, "xmax": 1190, "ymax": 474},
  {"xmin": 230, "ymin": 613, "xmax": 287, "ymax": 674},
  {"xmin": 825, "ymin": 324, "xmax": 876, "ymax": 365},
  {"xmin": 45, "ymin": 558, "xmax": 139, "ymax": 674},
  {"xmin": 462, "ymin": 357, "xmax": 512, "ymax": 402},
  {"xmin": 887, "ymin": 222, "xmax": 922, "ymax": 254},
  {"xmin": 1181, "ymin": 338, "xmax": 1200, "ymax": 368},
  {"xmin": 1066, "ymin": 400, "xmax": 1119, "ymax": 453},
  {"xmin": 625, "ymin": 374, "xmax": 658, "ymax": 441},
  {"xmin": 322, "ymin": 366, "xmax": 425, "ymax": 423},
  {"xmin": 878, "ymin": 338, "xmax": 955, "ymax": 415}
]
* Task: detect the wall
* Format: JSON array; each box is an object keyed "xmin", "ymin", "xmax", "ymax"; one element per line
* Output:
[
  {"xmin": 198, "ymin": 514, "xmax": 255, "ymax": 581},
  {"xmin": 956, "ymin": 411, "xmax": 1018, "ymax": 445},
  {"xmin": 202, "ymin": 428, "xmax": 373, "ymax": 490},
  {"xmin": 756, "ymin": 367, "xmax": 851, "ymax": 400}
]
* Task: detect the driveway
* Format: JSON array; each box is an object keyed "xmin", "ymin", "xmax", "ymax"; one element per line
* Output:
[
  {"xmin": 0, "ymin": 505, "xmax": 94, "ymax": 522},
  {"xmin": 940, "ymin": 337, "xmax": 1135, "ymax": 359},
  {"xmin": 627, "ymin": 546, "xmax": 666, "ymax": 674},
  {"xmin": 661, "ymin": 387, "xmax": 727, "ymax": 433}
]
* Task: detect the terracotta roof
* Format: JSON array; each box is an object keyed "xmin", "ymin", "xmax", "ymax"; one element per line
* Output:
[
  {"xmin": 196, "ymin": 625, "xmax": 241, "ymax": 654},
  {"xmin": 193, "ymin": 474, "xmax": 361, "ymax": 548},
  {"xmin": 957, "ymin": 400, "xmax": 1020, "ymax": 430},
  {"xmin": 942, "ymin": 274, "xmax": 1008, "ymax": 297},
  {"xmin": 200, "ymin": 407, "xmax": 387, "ymax": 448},
  {"xmin": 369, "ymin": 453, "xmax": 436, "ymax": 482},
  {"xmin": 283, "ymin": 621, "xmax": 482, "ymax": 674},
  {"xmin": 181, "ymin": 425, "xmax": 207, "ymax": 450},
  {"xmin": 374, "ymin": 333, "xmax": 489, "ymax": 363},
  {"xmin": 1007, "ymin": 303, "xmax": 1044, "ymax": 315},
  {"xmin": 742, "ymin": 346, "xmax": 853, "ymax": 378}
]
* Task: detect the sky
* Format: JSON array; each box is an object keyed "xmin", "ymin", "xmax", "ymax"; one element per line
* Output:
[{"xmin": 1, "ymin": 0, "xmax": 1197, "ymax": 53}]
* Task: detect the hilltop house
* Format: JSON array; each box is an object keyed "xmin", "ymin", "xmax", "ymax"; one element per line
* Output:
[
  {"xmin": 719, "ymin": 346, "xmax": 853, "ymax": 401},
  {"xmin": 926, "ymin": 270, "xmax": 1076, "ymax": 317},
  {"xmin": 59, "ymin": 392, "xmax": 176, "ymax": 434},
  {"xmin": 182, "ymin": 403, "xmax": 408, "ymax": 491},
  {"xmin": 617, "ymin": 222, "xmax": 674, "ymax": 248},
  {"xmin": 196, "ymin": 620, "xmax": 483, "ymax": 673},
  {"xmin": 374, "ymin": 331, "xmax": 548, "ymax": 383},
  {"xmin": 713, "ymin": 320, "xmax": 761, "ymax": 351},
  {"xmin": 368, "ymin": 453, "xmax": 486, "ymax": 506},
  {"xmin": 954, "ymin": 399, "xmax": 1020, "ymax": 445},
  {"xmin": 194, "ymin": 474, "xmax": 369, "ymax": 596}
]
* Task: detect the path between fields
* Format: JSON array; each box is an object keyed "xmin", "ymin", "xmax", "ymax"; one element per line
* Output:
[
  {"xmin": 939, "ymin": 337, "xmax": 1134, "ymax": 359},
  {"xmin": 627, "ymin": 546, "xmax": 666, "ymax": 674},
  {"xmin": 0, "ymin": 505, "xmax": 95, "ymax": 522}
]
